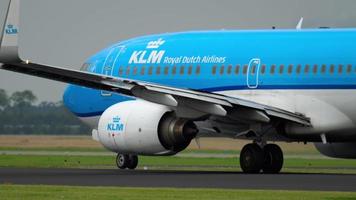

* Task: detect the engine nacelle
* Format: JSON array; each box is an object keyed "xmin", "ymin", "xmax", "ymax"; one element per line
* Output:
[
  {"xmin": 314, "ymin": 143, "xmax": 356, "ymax": 159},
  {"xmin": 97, "ymin": 100, "xmax": 198, "ymax": 155}
]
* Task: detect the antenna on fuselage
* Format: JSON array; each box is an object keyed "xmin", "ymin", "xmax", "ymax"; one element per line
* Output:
[{"xmin": 296, "ymin": 17, "xmax": 304, "ymax": 30}]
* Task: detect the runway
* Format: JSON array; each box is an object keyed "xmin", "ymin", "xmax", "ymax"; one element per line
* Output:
[{"xmin": 1, "ymin": 168, "xmax": 356, "ymax": 191}]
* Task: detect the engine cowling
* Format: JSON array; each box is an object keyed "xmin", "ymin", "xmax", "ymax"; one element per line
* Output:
[
  {"xmin": 97, "ymin": 100, "xmax": 198, "ymax": 155},
  {"xmin": 314, "ymin": 143, "xmax": 356, "ymax": 159}
]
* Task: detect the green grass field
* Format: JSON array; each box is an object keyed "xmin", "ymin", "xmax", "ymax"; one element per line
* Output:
[
  {"xmin": 1, "ymin": 185, "xmax": 356, "ymax": 200},
  {"xmin": 1, "ymin": 150, "xmax": 356, "ymax": 174}
]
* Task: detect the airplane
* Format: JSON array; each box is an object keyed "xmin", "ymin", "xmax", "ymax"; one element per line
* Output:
[{"xmin": 1, "ymin": 0, "xmax": 356, "ymax": 174}]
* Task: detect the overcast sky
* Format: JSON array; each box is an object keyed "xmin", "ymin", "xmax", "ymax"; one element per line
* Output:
[{"xmin": 0, "ymin": 0, "xmax": 356, "ymax": 102}]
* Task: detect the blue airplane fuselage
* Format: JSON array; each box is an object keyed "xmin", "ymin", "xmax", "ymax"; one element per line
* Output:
[{"xmin": 63, "ymin": 29, "xmax": 356, "ymax": 119}]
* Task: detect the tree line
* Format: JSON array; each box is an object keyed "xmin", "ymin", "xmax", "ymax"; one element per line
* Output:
[{"xmin": 0, "ymin": 89, "xmax": 90, "ymax": 135}]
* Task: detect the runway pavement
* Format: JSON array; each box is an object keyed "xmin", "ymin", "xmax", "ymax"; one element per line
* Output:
[{"xmin": 1, "ymin": 168, "xmax": 356, "ymax": 191}]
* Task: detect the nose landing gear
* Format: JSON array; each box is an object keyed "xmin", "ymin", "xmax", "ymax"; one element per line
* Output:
[{"xmin": 239, "ymin": 143, "xmax": 283, "ymax": 174}]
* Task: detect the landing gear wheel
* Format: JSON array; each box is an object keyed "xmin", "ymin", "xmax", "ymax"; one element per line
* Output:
[
  {"xmin": 116, "ymin": 154, "xmax": 129, "ymax": 169},
  {"xmin": 239, "ymin": 143, "xmax": 264, "ymax": 173},
  {"xmin": 263, "ymin": 144, "xmax": 284, "ymax": 174},
  {"xmin": 116, "ymin": 154, "xmax": 139, "ymax": 170},
  {"xmin": 127, "ymin": 155, "xmax": 138, "ymax": 170}
]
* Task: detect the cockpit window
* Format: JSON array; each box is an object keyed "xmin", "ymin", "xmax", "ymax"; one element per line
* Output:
[
  {"xmin": 80, "ymin": 63, "xmax": 96, "ymax": 72},
  {"xmin": 80, "ymin": 63, "xmax": 91, "ymax": 71}
]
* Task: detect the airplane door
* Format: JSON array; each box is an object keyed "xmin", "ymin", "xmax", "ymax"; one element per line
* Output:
[
  {"xmin": 101, "ymin": 45, "xmax": 125, "ymax": 96},
  {"xmin": 246, "ymin": 58, "xmax": 261, "ymax": 89}
]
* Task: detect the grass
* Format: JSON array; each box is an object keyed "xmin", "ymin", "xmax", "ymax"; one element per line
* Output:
[
  {"xmin": 0, "ymin": 146, "xmax": 321, "ymax": 155},
  {"xmin": 0, "ymin": 135, "xmax": 318, "ymax": 153},
  {"xmin": 0, "ymin": 146, "xmax": 239, "ymax": 154},
  {"xmin": 0, "ymin": 146, "xmax": 108, "ymax": 152},
  {"xmin": 1, "ymin": 185, "xmax": 356, "ymax": 200},
  {"xmin": 0, "ymin": 154, "xmax": 235, "ymax": 169},
  {"xmin": 1, "ymin": 154, "xmax": 356, "ymax": 174}
]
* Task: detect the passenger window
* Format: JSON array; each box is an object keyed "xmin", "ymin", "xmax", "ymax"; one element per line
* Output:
[
  {"xmin": 338, "ymin": 65, "xmax": 343, "ymax": 74},
  {"xmin": 304, "ymin": 65, "xmax": 310, "ymax": 74},
  {"xmin": 172, "ymin": 66, "xmax": 177, "ymax": 75},
  {"xmin": 235, "ymin": 65, "xmax": 240, "ymax": 74},
  {"xmin": 212, "ymin": 66, "xmax": 217, "ymax": 75},
  {"xmin": 164, "ymin": 66, "xmax": 169, "ymax": 75},
  {"xmin": 313, "ymin": 65, "xmax": 318, "ymax": 74},
  {"xmin": 243, "ymin": 65, "xmax": 248, "ymax": 74},
  {"xmin": 227, "ymin": 65, "xmax": 232, "ymax": 74},
  {"xmin": 296, "ymin": 65, "xmax": 301, "ymax": 74},
  {"xmin": 270, "ymin": 65, "xmax": 276, "ymax": 74},
  {"xmin": 288, "ymin": 65, "xmax": 293, "ymax": 74},
  {"xmin": 140, "ymin": 66, "xmax": 145, "ymax": 75},
  {"xmin": 133, "ymin": 67, "xmax": 138, "ymax": 75},
  {"xmin": 321, "ymin": 65, "xmax": 326, "ymax": 74},
  {"xmin": 220, "ymin": 66, "xmax": 225, "ymax": 75},
  {"xmin": 330, "ymin": 65, "xmax": 335, "ymax": 74},
  {"xmin": 347, "ymin": 64, "xmax": 352, "ymax": 74},
  {"xmin": 188, "ymin": 66, "xmax": 193, "ymax": 75},
  {"xmin": 261, "ymin": 65, "xmax": 266, "ymax": 74},
  {"xmin": 119, "ymin": 66, "xmax": 124, "ymax": 76},
  {"xmin": 148, "ymin": 66, "xmax": 153, "ymax": 75},
  {"xmin": 279, "ymin": 65, "xmax": 284, "ymax": 74},
  {"xmin": 126, "ymin": 66, "xmax": 130, "ymax": 75},
  {"xmin": 156, "ymin": 66, "xmax": 161, "ymax": 75},
  {"xmin": 196, "ymin": 65, "xmax": 201, "ymax": 75},
  {"xmin": 180, "ymin": 66, "xmax": 185, "ymax": 75}
]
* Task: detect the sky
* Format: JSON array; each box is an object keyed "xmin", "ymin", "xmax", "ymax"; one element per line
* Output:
[{"xmin": 0, "ymin": 0, "xmax": 356, "ymax": 102}]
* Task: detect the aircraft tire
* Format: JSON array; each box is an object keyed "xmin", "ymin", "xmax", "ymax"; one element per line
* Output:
[
  {"xmin": 127, "ymin": 155, "xmax": 139, "ymax": 170},
  {"xmin": 116, "ymin": 154, "xmax": 130, "ymax": 169},
  {"xmin": 262, "ymin": 144, "xmax": 284, "ymax": 174},
  {"xmin": 240, "ymin": 143, "xmax": 264, "ymax": 173}
]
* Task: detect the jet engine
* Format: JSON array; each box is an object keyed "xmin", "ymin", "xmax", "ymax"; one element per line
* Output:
[
  {"xmin": 314, "ymin": 143, "xmax": 356, "ymax": 159},
  {"xmin": 97, "ymin": 100, "xmax": 198, "ymax": 155}
]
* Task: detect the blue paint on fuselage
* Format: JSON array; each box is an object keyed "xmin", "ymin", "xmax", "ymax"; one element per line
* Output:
[
  {"xmin": 63, "ymin": 28, "xmax": 356, "ymax": 117},
  {"xmin": 63, "ymin": 86, "xmax": 133, "ymax": 117}
]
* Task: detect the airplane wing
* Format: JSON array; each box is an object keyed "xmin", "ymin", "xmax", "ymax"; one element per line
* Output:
[{"xmin": 0, "ymin": 0, "xmax": 311, "ymax": 129}]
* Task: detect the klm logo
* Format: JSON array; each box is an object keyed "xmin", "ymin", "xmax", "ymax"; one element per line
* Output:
[
  {"xmin": 107, "ymin": 116, "xmax": 124, "ymax": 132},
  {"xmin": 129, "ymin": 50, "xmax": 165, "ymax": 64},
  {"xmin": 129, "ymin": 38, "xmax": 166, "ymax": 64},
  {"xmin": 147, "ymin": 38, "xmax": 165, "ymax": 49},
  {"xmin": 5, "ymin": 24, "xmax": 18, "ymax": 35}
]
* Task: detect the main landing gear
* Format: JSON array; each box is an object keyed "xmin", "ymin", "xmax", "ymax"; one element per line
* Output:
[
  {"xmin": 116, "ymin": 154, "xmax": 138, "ymax": 170},
  {"xmin": 239, "ymin": 143, "xmax": 283, "ymax": 174}
]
